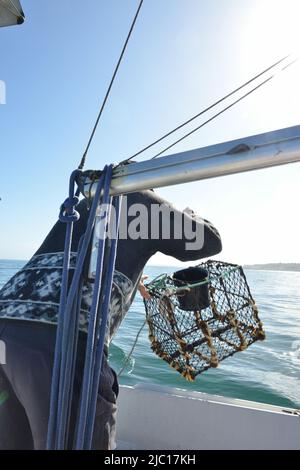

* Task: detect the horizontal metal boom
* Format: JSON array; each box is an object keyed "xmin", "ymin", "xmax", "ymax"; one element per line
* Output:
[{"xmin": 82, "ymin": 125, "xmax": 300, "ymax": 196}]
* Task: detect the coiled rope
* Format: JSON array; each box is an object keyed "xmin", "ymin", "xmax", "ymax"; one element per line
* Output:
[{"xmin": 47, "ymin": 165, "xmax": 121, "ymax": 450}]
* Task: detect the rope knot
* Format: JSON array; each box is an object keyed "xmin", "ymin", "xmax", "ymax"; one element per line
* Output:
[{"xmin": 59, "ymin": 196, "xmax": 80, "ymax": 223}]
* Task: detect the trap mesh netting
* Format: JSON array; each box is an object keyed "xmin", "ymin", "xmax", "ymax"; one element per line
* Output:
[{"xmin": 144, "ymin": 260, "xmax": 265, "ymax": 381}]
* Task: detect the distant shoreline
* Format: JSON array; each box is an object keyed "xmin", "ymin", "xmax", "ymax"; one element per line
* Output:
[
  {"xmin": 244, "ymin": 263, "xmax": 300, "ymax": 272},
  {"xmin": 1, "ymin": 259, "xmax": 300, "ymax": 273}
]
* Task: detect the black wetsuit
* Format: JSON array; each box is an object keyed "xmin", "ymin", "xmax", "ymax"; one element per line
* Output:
[{"xmin": 0, "ymin": 190, "xmax": 221, "ymax": 449}]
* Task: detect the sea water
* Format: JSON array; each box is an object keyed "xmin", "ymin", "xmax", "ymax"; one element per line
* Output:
[{"xmin": 1, "ymin": 260, "xmax": 299, "ymax": 409}]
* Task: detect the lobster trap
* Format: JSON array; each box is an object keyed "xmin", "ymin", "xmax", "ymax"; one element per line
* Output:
[{"xmin": 144, "ymin": 260, "xmax": 265, "ymax": 381}]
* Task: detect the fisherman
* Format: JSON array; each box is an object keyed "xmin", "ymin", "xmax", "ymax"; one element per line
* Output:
[{"xmin": 0, "ymin": 188, "xmax": 221, "ymax": 450}]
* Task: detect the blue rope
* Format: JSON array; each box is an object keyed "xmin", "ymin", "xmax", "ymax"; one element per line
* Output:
[
  {"xmin": 55, "ymin": 170, "xmax": 106, "ymax": 449},
  {"xmin": 47, "ymin": 164, "xmax": 119, "ymax": 449},
  {"xmin": 46, "ymin": 169, "xmax": 81, "ymax": 449},
  {"xmin": 65, "ymin": 277, "xmax": 84, "ymax": 445},
  {"xmin": 84, "ymin": 195, "xmax": 122, "ymax": 449},
  {"xmin": 74, "ymin": 166, "xmax": 114, "ymax": 449}
]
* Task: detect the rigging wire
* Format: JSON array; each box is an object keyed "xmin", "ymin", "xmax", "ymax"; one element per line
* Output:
[
  {"xmin": 78, "ymin": 0, "xmax": 144, "ymax": 170},
  {"xmin": 150, "ymin": 58, "xmax": 299, "ymax": 160},
  {"xmin": 150, "ymin": 81, "xmax": 271, "ymax": 159},
  {"xmin": 119, "ymin": 55, "xmax": 291, "ymax": 165}
]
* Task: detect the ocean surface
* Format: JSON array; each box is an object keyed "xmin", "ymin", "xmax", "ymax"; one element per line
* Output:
[{"xmin": 1, "ymin": 260, "xmax": 300, "ymax": 410}]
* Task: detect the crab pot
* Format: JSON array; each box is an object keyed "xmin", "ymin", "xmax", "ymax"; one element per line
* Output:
[
  {"xmin": 144, "ymin": 260, "xmax": 265, "ymax": 381},
  {"xmin": 173, "ymin": 267, "xmax": 210, "ymax": 311}
]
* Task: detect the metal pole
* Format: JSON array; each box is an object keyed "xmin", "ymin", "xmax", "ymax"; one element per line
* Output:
[{"xmin": 79, "ymin": 125, "xmax": 300, "ymax": 197}]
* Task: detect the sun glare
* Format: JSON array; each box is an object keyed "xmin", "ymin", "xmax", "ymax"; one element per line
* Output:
[
  {"xmin": 235, "ymin": 0, "xmax": 300, "ymax": 132},
  {"xmin": 240, "ymin": 0, "xmax": 300, "ymax": 65}
]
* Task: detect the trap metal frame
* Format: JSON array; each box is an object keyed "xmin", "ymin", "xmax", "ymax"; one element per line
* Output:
[{"xmin": 144, "ymin": 261, "xmax": 265, "ymax": 381}]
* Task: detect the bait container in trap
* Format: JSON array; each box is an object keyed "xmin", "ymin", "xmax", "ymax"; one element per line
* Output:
[{"xmin": 144, "ymin": 261, "xmax": 265, "ymax": 381}]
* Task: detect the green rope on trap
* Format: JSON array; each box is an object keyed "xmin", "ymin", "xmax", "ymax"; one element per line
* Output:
[
  {"xmin": 147, "ymin": 273, "xmax": 169, "ymax": 292},
  {"xmin": 144, "ymin": 260, "xmax": 265, "ymax": 382}
]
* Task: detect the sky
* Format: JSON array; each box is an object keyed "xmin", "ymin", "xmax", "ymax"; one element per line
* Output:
[{"xmin": 0, "ymin": 0, "xmax": 300, "ymax": 267}]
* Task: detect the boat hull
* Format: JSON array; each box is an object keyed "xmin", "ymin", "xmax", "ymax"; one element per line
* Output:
[{"xmin": 116, "ymin": 383, "xmax": 300, "ymax": 450}]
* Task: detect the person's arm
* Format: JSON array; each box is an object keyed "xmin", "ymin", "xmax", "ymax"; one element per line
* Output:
[
  {"xmin": 138, "ymin": 274, "xmax": 151, "ymax": 300},
  {"xmin": 147, "ymin": 191, "xmax": 222, "ymax": 262}
]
